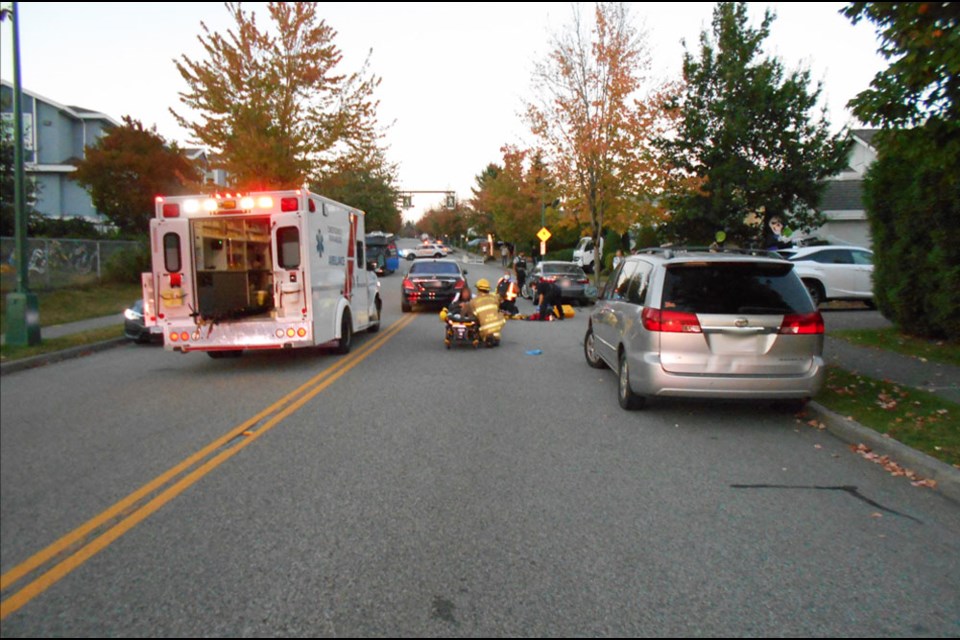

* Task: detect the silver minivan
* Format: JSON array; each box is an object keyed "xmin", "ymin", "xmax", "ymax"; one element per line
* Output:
[{"xmin": 584, "ymin": 249, "xmax": 825, "ymax": 409}]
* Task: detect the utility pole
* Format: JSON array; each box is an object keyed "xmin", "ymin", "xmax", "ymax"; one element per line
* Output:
[{"xmin": 3, "ymin": 1, "xmax": 41, "ymax": 346}]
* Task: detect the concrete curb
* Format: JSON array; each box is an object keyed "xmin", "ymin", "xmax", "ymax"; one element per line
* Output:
[
  {"xmin": 807, "ymin": 401, "xmax": 960, "ymax": 505},
  {"xmin": 0, "ymin": 338, "xmax": 128, "ymax": 376}
]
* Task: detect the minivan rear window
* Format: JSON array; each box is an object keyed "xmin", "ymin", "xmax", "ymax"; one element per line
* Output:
[{"xmin": 662, "ymin": 262, "xmax": 814, "ymax": 314}]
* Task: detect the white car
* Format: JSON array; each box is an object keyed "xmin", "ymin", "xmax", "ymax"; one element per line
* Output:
[
  {"xmin": 779, "ymin": 245, "xmax": 874, "ymax": 307},
  {"xmin": 406, "ymin": 243, "xmax": 450, "ymax": 260}
]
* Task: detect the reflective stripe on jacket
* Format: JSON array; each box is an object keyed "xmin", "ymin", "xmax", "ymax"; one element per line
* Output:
[{"xmin": 470, "ymin": 293, "xmax": 505, "ymax": 338}]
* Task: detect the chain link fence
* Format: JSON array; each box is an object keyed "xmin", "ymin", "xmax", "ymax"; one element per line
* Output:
[{"xmin": 1, "ymin": 237, "xmax": 142, "ymax": 292}]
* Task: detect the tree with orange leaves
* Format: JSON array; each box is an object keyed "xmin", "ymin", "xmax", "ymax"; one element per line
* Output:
[
  {"xmin": 527, "ymin": 2, "xmax": 677, "ymax": 277},
  {"xmin": 172, "ymin": 2, "xmax": 382, "ymax": 191},
  {"xmin": 470, "ymin": 146, "xmax": 561, "ymax": 252}
]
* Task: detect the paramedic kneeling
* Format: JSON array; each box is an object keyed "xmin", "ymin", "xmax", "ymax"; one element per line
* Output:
[{"xmin": 535, "ymin": 279, "xmax": 564, "ymax": 321}]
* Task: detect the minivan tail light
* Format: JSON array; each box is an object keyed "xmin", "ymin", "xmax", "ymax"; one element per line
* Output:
[
  {"xmin": 642, "ymin": 308, "xmax": 702, "ymax": 333},
  {"xmin": 779, "ymin": 312, "xmax": 825, "ymax": 335}
]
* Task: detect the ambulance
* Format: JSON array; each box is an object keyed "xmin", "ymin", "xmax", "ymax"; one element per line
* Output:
[{"xmin": 142, "ymin": 189, "xmax": 382, "ymax": 358}]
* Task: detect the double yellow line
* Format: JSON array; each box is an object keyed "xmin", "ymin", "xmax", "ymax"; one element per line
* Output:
[{"xmin": 0, "ymin": 313, "xmax": 416, "ymax": 620}]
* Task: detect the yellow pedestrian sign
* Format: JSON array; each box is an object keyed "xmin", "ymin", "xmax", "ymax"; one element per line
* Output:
[{"xmin": 537, "ymin": 227, "xmax": 552, "ymax": 243}]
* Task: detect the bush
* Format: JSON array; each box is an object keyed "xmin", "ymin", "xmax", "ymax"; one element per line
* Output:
[
  {"xmin": 103, "ymin": 241, "xmax": 151, "ymax": 285},
  {"xmin": 544, "ymin": 247, "xmax": 574, "ymax": 262},
  {"xmin": 632, "ymin": 225, "xmax": 660, "ymax": 251},
  {"xmin": 30, "ymin": 216, "xmax": 103, "ymax": 239},
  {"xmin": 863, "ymin": 126, "xmax": 960, "ymax": 339}
]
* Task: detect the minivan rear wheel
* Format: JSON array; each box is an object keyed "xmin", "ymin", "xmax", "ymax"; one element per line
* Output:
[{"xmin": 618, "ymin": 351, "xmax": 646, "ymax": 410}]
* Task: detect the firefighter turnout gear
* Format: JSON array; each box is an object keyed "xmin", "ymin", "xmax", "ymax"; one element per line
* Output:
[{"xmin": 470, "ymin": 292, "xmax": 505, "ymax": 342}]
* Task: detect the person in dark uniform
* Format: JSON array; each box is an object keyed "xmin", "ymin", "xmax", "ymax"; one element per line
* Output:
[
  {"xmin": 513, "ymin": 252, "xmax": 528, "ymax": 294},
  {"xmin": 535, "ymin": 279, "xmax": 564, "ymax": 321}
]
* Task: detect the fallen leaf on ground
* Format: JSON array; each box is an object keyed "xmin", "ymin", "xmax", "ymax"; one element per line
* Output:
[{"xmin": 849, "ymin": 443, "xmax": 936, "ymax": 489}]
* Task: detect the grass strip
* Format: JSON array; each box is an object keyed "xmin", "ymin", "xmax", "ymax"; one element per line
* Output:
[
  {"xmin": 1, "ymin": 326, "xmax": 124, "ymax": 363},
  {"xmin": 1, "ymin": 283, "xmax": 141, "ymax": 333},
  {"xmin": 818, "ymin": 365, "xmax": 959, "ymax": 468}
]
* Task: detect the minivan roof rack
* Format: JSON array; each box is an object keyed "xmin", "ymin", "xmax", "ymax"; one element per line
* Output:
[{"xmin": 633, "ymin": 246, "xmax": 785, "ymax": 259}]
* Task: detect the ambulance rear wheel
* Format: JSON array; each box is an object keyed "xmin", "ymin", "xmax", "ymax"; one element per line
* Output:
[
  {"xmin": 368, "ymin": 297, "xmax": 382, "ymax": 333},
  {"xmin": 336, "ymin": 313, "xmax": 353, "ymax": 354}
]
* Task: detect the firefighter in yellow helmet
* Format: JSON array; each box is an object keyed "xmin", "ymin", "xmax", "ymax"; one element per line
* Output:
[{"xmin": 469, "ymin": 278, "xmax": 506, "ymax": 346}]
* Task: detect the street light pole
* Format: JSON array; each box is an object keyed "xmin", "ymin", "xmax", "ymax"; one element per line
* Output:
[{"xmin": 3, "ymin": 1, "xmax": 41, "ymax": 346}]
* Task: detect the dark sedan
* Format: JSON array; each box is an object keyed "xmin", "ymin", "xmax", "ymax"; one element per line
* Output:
[
  {"xmin": 401, "ymin": 259, "xmax": 469, "ymax": 312},
  {"xmin": 523, "ymin": 261, "xmax": 597, "ymax": 305},
  {"xmin": 123, "ymin": 299, "xmax": 163, "ymax": 344}
]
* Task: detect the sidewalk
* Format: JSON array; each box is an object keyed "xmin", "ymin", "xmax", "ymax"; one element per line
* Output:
[
  {"xmin": 3, "ymin": 312, "xmax": 959, "ymax": 502},
  {"xmin": 824, "ymin": 336, "xmax": 960, "ymax": 404}
]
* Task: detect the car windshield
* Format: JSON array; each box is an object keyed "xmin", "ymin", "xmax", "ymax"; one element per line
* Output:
[
  {"xmin": 409, "ymin": 262, "xmax": 461, "ymax": 276},
  {"xmin": 662, "ymin": 262, "xmax": 814, "ymax": 314}
]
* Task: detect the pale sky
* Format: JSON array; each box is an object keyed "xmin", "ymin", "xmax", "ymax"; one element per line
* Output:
[{"xmin": 1, "ymin": 2, "xmax": 886, "ymax": 222}]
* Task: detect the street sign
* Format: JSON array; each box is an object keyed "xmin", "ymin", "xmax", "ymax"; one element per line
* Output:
[{"xmin": 537, "ymin": 227, "xmax": 551, "ymax": 243}]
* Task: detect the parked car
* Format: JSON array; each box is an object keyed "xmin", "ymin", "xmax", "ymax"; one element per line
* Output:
[
  {"xmin": 777, "ymin": 245, "xmax": 874, "ymax": 307},
  {"xmin": 583, "ymin": 249, "xmax": 825, "ymax": 410},
  {"xmin": 401, "ymin": 259, "xmax": 469, "ymax": 312},
  {"xmin": 365, "ymin": 232, "xmax": 400, "ymax": 276},
  {"xmin": 123, "ymin": 299, "xmax": 162, "ymax": 344},
  {"xmin": 572, "ymin": 236, "xmax": 603, "ymax": 273},
  {"xmin": 406, "ymin": 242, "xmax": 450, "ymax": 260},
  {"xmin": 523, "ymin": 261, "xmax": 597, "ymax": 305}
]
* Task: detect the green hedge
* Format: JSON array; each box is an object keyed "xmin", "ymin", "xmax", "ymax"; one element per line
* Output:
[
  {"xmin": 103, "ymin": 241, "xmax": 151, "ymax": 285},
  {"xmin": 863, "ymin": 126, "xmax": 960, "ymax": 339}
]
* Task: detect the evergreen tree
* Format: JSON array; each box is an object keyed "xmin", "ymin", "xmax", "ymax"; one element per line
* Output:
[
  {"xmin": 844, "ymin": 2, "xmax": 959, "ymax": 338},
  {"xmin": 660, "ymin": 2, "xmax": 849, "ymax": 245},
  {"xmin": 0, "ymin": 129, "xmax": 42, "ymax": 237}
]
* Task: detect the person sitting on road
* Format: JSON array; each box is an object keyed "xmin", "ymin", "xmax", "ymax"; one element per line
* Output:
[{"xmin": 446, "ymin": 286, "xmax": 473, "ymax": 319}]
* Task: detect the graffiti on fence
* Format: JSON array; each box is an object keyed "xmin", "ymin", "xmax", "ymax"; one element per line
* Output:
[{"xmin": 3, "ymin": 241, "xmax": 97, "ymax": 273}]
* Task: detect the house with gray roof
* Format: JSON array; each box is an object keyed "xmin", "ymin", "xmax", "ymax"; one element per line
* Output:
[
  {"xmin": 1, "ymin": 80, "xmax": 119, "ymax": 225},
  {"xmin": 810, "ymin": 129, "xmax": 878, "ymax": 248}
]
